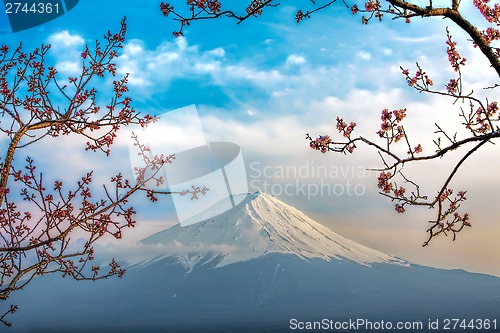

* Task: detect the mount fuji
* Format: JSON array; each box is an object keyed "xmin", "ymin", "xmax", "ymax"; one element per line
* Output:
[
  {"xmin": 8, "ymin": 192, "xmax": 500, "ymax": 333},
  {"xmin": 141, "ymin": 192, "xmax": 407, "ymax": 270}
]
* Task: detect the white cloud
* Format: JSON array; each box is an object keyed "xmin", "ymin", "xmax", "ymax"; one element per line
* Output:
[
  {"xmin": 223, "ymin": 65, "xmax": 283, "ymax": 84},
  {"xmin": 194, "ymin": 62, "xmax": 221, "ymax": 73},
  {"xmin": 48, "ymin": 30, "xmax": 84, "ymax": 48},
  {"xmin": 393, "ymin": 36, "xmax": 435, "ymax": 43},
  {"xmin": 356, "ymin": 51, "xmax": 371, "ymax": 61},
  {"xmin": 124, "ymin": 39, "xmax": 144, "ymax": 56},
  {"xmin": 46, "ymin": 31, "xmax": 86, "ymax": 77},
  {"xmin": 56, "ymin": 61, "xmax": 80, "ymax": 74},
  {"xmin": 286, "ymin": 54, "xmax": 306, "ymax": 66},
  {"xmin": 174, "ymin": 36, "xmax": 188, "ymax": 51},
  {"xmin": 114, "ymin": 38, "xmax": 229, "ymax": 88},
  {"xmin": 206, "ymin": 47, "xmax": 225, "ymax": 57},
  {"xmin": 383, "ymin": 48, "xmax": 393, "ymax": 56}
]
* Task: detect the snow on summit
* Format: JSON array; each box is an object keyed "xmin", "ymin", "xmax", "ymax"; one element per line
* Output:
[{"xmin": 141, "ymin": 192, "xmax": 408, "ymax": 269}]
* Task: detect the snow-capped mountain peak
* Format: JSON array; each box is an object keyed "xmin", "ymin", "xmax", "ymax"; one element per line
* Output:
[{"xmin": 142, "ymin": 192, "xmax": 407, "ymax": 269}]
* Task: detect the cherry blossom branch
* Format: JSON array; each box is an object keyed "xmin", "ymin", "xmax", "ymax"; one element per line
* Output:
[
  {"xmin": 386, "ymin": 0, "xmax": 500, "ymax": 77},
  {"xmin": 0, "ymin": 18, "xmax": 208, "ymax": 325},
  {"xmin": 160, "ymin": 0, "xmax": 278, "ymax": 37}
]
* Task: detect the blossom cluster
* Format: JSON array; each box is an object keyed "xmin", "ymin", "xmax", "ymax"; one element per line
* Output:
[
  {"xmin": 336, "ymin": 117, "xmax": 357, "ymax": 138},
  {"xmin": 376, "ymin": 108, "xmax": 406, "ymax": 142},
  {"xmin": 401, "ymin": 66, "xmax": 433, "ymax": 89},
  {"xmin": 309, "ymin": 135, "xmax": 332, "ymax": 154},
  {"xmin": 246, "ymin": 0, "xmax": 264, "ymax": 15},
  {"xmin": 336, "ymin": 117, "xmax": 357, "ymax": 153},
  {"xmin": 160, "ymin": 2, "xmax": 174, "ymax": 16},
  {"xmin": 446, "ymin": 31, "xmax": 466, "ymax": 72},
  {"xmin": 473, "ymin": 0, "xmax": 500, "ymax": 24},
  {"xmin": 469, "ymin": 101, "xmax": 499, "ymax": 133},
  {"xmin": 377, "ymin": 171, "xmax": 393, "ymax": 194}
]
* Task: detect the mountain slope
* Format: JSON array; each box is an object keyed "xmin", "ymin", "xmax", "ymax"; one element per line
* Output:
[{"xmin": 10, "ymin": 253, "xmax": 500, "ymax": 333}]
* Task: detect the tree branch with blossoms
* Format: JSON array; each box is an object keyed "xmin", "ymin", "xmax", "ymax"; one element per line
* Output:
[
  {"xmin": 308, "ymin": 25, "xmax": 500, "ymax": 245},
  {"xmin": 0, "ymin": 18, "xmax": 207, "ymax": 326},
  {"xmin": 160, "ymin": 0, "xmax": 500, "ymax": 245},
  {"xmin": 159, "ymin": 0, "xmax": 279, "ymax": 37}
]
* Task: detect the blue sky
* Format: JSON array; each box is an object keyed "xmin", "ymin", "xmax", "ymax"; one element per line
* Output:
[{"xmin": 2, "ymin": 1, "xmax": 500, "ymax": 276}]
